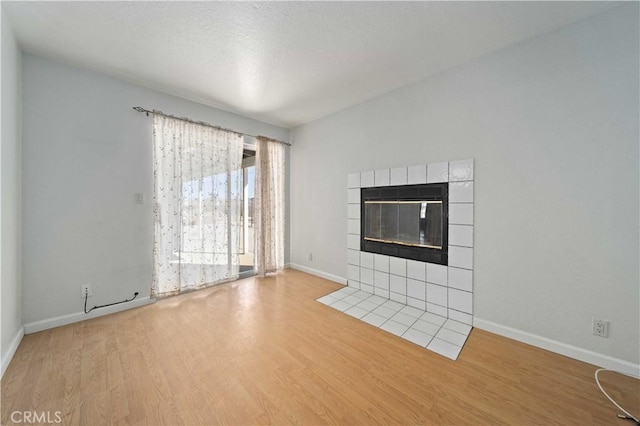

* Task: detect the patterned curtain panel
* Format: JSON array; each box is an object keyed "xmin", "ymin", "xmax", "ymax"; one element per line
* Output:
[
  {"xmin": 255, "ymin": 137, "xmax": 285, "ymax": 276},
  {"xmin": 152, "ymin": 115, "xmax": 244, "ymax": 297}
]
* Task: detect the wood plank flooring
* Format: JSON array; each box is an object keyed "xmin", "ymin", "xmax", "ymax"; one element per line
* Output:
[{"xmin": 2, "ymin": 269, "xmax": 638, "ymax": 425}]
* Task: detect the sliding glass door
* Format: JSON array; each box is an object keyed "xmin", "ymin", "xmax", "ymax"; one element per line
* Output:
[{"xmin": 239, "ymin": 149, "xmax": 256, "ymax": 277}]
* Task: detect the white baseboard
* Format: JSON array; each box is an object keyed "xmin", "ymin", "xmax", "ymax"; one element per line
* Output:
[
  {"xmin": 23, "ymin": 297, "xmax": 155, "ymax": 334},
  {"xmin": 288, "ymin": 263, "xmax": 347, "ymax": 285},
  {"xmin": 473, "ymin": 318, "xmax": 640, "ymax": 377},
  {"xmin": 1, "ymin": 326, "xmax": 24, "ymax": 378}
]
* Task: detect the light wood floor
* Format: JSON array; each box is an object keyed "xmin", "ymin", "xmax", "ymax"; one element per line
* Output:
[{"xmin": 2, "ymin": 269, "xmax": 638, "ymax": 425}]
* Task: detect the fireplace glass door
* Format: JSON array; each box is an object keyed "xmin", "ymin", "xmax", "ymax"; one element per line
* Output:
[{"xmin": 364, "ymin": 201, "xmax": 443, "ymax": 249}]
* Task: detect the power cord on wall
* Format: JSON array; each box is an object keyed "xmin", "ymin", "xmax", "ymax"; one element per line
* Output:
[
  {"xmin": 595, "ymin": 368, "xmax": 640, "ymax": 425},
  {"xmin": 84, "ymin": 291, "xmax": 139, "ymax": 314}
]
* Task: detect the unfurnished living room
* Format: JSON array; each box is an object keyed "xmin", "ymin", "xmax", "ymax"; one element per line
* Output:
[{"xmin": 1, "ymin": 1, "xmax": 639, "ymax": 425}]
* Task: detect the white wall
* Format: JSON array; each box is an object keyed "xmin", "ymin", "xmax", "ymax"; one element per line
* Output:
[
  {"xmin": 290, "ymin": 5, "xmax": 639, "ymax": 365},
  {"xmin": 22, "ymin": 54, "xmax": 289, "ymax": 325},
  {"xmin": 1, "ymin": 10, "xmax": 23, "ymax": 372}
]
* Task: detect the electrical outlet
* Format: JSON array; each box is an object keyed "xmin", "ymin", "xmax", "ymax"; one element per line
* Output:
[
  {"xmin": 81, "ymin": 284, "xmax": 93, "ymax": 298},
  {"xmin": 592, "ymin": 318, "xmax": 609, "ymax": 337},
  {"xmin": 308, "ymin": 253, "xmax": 313, "ymax": 261},
  {"xmin": 134, "ymin": 193, "xmax": 145, "ymax": 204}
]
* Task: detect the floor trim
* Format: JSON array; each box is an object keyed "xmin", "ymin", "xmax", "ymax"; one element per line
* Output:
[
  {"xmin": 1, "ymin": 326, "xmax": 24, "ymax": 378},
  {"xmin": 288, "ymin": 263, "xmax": 347, "ymax": 285},
  {"xmin": 23, "ymin": 297, "xmax": 156, "ymax": 334},
  {"xmin": 473, "ymin": 318, "xmax": 640, "ymax": 377}
]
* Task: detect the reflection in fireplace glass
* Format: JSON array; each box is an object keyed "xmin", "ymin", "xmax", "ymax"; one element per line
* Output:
[{"xmin": 364, "ymin": 201, "xmax": 442, "ymax": 249}]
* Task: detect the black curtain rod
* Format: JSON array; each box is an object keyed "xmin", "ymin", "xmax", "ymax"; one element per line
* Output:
[{"xmin": 132, "ymin": 106, "xmax": 291, "ymax": 146}]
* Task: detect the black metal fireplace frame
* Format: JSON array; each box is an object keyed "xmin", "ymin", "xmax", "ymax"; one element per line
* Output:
[{"xmin": 360, "ymin": 183, "xmax": 448, "ymax": 265}]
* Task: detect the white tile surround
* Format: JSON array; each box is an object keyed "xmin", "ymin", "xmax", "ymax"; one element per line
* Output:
[{"xmin": 331, "ymin": 159, "xmax": 474, "ymax": 360}]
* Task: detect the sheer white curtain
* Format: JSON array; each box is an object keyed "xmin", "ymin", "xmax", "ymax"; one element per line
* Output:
[
  {"xmin": 255, "ymin": 136, "xmax": 285, "ymax": 276},
  {"xmin": 152, "ymin": 115, "xmax": 243, "ymax": 297}
]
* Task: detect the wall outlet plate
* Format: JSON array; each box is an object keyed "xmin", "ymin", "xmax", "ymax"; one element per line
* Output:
[
  {"xmin": 592, "ymin": 318, "xmax": 609, "ymax": 337},
  {"xmin": 81, "ymin": 284, "xmax": 93, "ymax": 298}
]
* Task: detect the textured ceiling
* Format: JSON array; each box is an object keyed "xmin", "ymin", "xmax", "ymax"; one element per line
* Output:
[{"xmin": 3, "ymin": 1, "xmax": 618, "ymax": 128}]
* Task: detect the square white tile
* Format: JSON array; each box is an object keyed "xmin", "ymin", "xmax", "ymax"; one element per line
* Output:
[
  {"xmin": 427, "ymin": 162, "xmax": 449, "ymax": 183},
  {"xmin": 347, "ymin": 204, "xmax": 360, "ymax": 220},
  {"xmin": 448, "ymin": 225, "xmax": 473, "ymax": 247},
  {"xmin": 443, "ymin": 319, "xmax": 472, "ymax": 335},
  {"xmin": 427, "ymin": 338, "xmax": 462, "ymax": 360},
  {"xmin": 447, "ymin": 309, "xmax": 473, "ymax": 325},
  {"xmin": 390, "ymin": 167, "xmax": 408, "ymax": 186},
  {"xmin": 407, "ymin": 279, "xmax": 426, "ymax": 301},
  {"xmin": 389, "ymin": 257, "xmax": 407, "ymax": 277},
  {"xmin": 382, "ymin": 300, "xmax": 404, "ymax": 311},
  {"xmin": 367, "ymin": 295, "xmax": 388, "ymax": 305},
  {"xmin": 435, "ymin": 328, "xmax": 468, "ymax": 346},
  {"xmin": 380, "ymin": 320, "xmax": 409, "ymax": 337},
  {"xmin": 399, "ymin": 305, "xmax": 424, "ymax": 318},
  {"xmin": 334, "ymin": 287, "xmax": 358, "ymax": 296},
  {"xmin": 360, "ymin": 252, "xmax": 374, "ymax": 269},
  {"xmin": 347, "ymin": 172, "xmax": 360, "ymax": 189},
  {"xmin": 390, "ymin": 312, "xmax": 418, "ymax": 327},
  {"xmin": 361, "ymin": 171, "xmax": 375, "ymax": 187},
  {"xmin": 347, "ymin": 234, "xmax": 360, "ymax": 250},
  {"xmin": 407, "ymin": 260, "xmax": 426, "ymax": 281},
  {"xmin": 426, "ymin": 303, "xmax": 448, "ymax": 317},
  {"xmin": 420, "ymin": 311, "xmax": 447, "ymax": 326},
  {"xmin": 356, "ymin": 299, "xmax": 382, "ymax": 311},
  {"xmin": 317, "ymin": 295, "xmax": 339, "ymax": 305},
  {"xmin": 389, "ymin": 292, "xmax": 407, "ymax": 304},
  {"xmin": 447, "ymin": 267, "xmax": 473, "ymax": 292},
  {"xmin": 374, "ymin": 254, "xmax": 390, "ymax": 272},
  {"xmin": 448, "ymin": 289, "xmax": 473, "ymax": 314},
  {"xmin": 426, "ymin": 263, "xmax": 447, "ymax": 285},
  {"xmin": 347, "ymin": 280, "xmax": 360, "ymax": 290},
  {"xmin": 389, "ymin": 274, "xmax": 406, "ymax": 295},
  {"xmin": 348, "ymin": 188, "xmax": 361, "ymax": 204},
  {"xmin": 361, "ymin": 312, "xmax": 387, "ymax": 327},
  {"xmin": 360, "ymin": 283, "xmax": 374, "ymax": 294},
  {"xmin": 347, "ymin": 219, "xmax": 360, "ymax": 235},
  {"xmin": 372, "ymin": 305, "xmax": 397, "ymax": 319},
  {"xmin": 402, "ymin": 328, "xmax": 433, "ymax": 347},
  {"xmin": 360, "ymin": 267, "xmax": 374, "ymax": 285},
  {"xmin": 407, "ymin": 165, "xmax": 427, "ymax": 184},
  {"xmin": 330, "ymin": 300, "xmax": 354, "ymax": 312},
  {"xmin": 426, "ymin": 283, "xmax": 447, "ymax": 307},
  {"xmin": 449, "ymin": 159, "xmax": 474, "ymax": 182},
  {"xmin": 351, "ymin": 291, "xmax": 371, "ymax": 300},
  {"xmin": 343, "ymin": 294, "xmax": 364, "ymax": 305},
  {"xmin": 347, "ymin": 249, "xmax": 360, "ymax": 266},
  {"xmin": 374, "ymin": 271, "xmax": 390, "ymax": 290},
  {"xmin": 406, "ymin": 297, "xmax": 426, "ymax": 310},
  {"xmin": 345, "ymin": 306, "xmax": 370, "ymax": 319},
  {"xmin": 374, "ymin": 288, "xmax": 390, "ymax": 298},
  {"xmin": 374, "ymin": 169, "xmax": 390, "ymax": 186},
  {"xmin": 449, "ymin": 203, "xmax": 473, "ymax": 225},
  {"xmin": 449, "ymin": 181, "xmax": 474, "ymax": 203},
  {"xmin": 411, "ymin": 319, "xmax": 441, "ymax": 336},
  {"xmin": 348, "ymin": 265, "xmax": 359, "ymax": 281},
  {"xmin": 449, "ymin": 246, "xmax": 473, "ymax": 270}
]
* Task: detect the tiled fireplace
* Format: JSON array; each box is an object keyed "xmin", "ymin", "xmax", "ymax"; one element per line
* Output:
[{"xmin": 317, "ymin": 159, "xmax": 474, "ymax": 360}]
